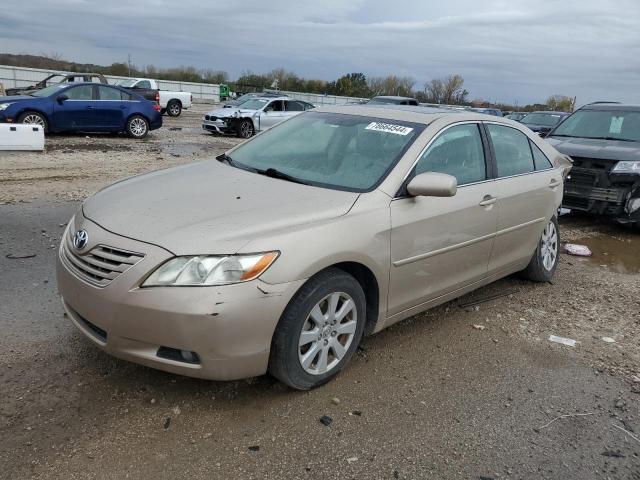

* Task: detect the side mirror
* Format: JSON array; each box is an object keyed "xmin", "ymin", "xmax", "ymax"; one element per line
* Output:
[
  {"xmin": 407, "ymin": 172, "xmax": 457, "ymax": 197},
  {"xmin": 57, "ymin": 94, "xmax": 69, "ymax": 104}
]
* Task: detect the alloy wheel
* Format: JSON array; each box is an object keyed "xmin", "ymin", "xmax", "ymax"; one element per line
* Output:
[
  {"xmin": 540, "ymin": 221, "xmax": 558, "ymax": 271},
  {"xmin": 22, "ymin": 114, "xmax": 45, "ymax": 127},
  {"xmin": 298, "ymin": 292, "xmax": 357, "ymax": 375},
  {"xmin": 129, "ymin": 118, "xmax": 147, "ymax": 137}
]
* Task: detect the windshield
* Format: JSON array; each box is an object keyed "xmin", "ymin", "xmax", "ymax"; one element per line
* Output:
[
  {"xmin": 116, "ymin": 79, "xmax": 137, "ymax": 87},
  {"xmin": 31, "ymin": 84, "xmax": 67, "ymax": 97},
  {"xmin": 227, "ymin": 112, "xmax": 423, "ymax": 191},
  {"xmin": 550, "ymin": 110, "xmax": 640, "ymax": 142},
  {"xmin": 521, "ymin": 113, "xmax": 564, "ymax": 127},
  {"xmin": 237, "ymin": 98, "xmax": 270, "ymax": 110}
]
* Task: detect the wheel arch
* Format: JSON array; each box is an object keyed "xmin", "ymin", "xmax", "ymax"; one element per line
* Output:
[
  {"xmin": 168, "ymin": 98, "xmax": 182, "ymax": 107},
  {"xmin": 16, "ymin": 107, "xmax": 51, "ymax": 123},
  {"xmin": 277, "ymin": 261, "xmax": 381, "ymax": 337}
]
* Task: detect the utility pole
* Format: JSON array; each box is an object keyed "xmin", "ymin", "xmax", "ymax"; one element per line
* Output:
[{"xmin": 128, "ymin": 54, "xmax": 131, "ymax": 77}]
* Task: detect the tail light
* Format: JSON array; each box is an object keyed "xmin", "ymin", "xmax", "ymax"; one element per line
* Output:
[
  {"xmin": 153, "ymin": 104, "xmax": 161, "ymax": 112},
  {"xmin": 155, "ymin": 91, "xmax": 160, "ymax": 104},
  {"xmin": 190, "ymin": 94, "xmax": 193, "ymax": 104}
]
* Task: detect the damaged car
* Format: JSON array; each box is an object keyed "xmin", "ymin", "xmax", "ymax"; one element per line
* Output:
[
  {"xmin": 57, "ymin": 107, "xmax": 570, "ymax": 389},
  {"xmin": 202, "ymin": 96, "xmax": 314, "ymax": 138},
  {"xmin": 546, "ymin": 103, "xmax": 640, "ymax": 225}
]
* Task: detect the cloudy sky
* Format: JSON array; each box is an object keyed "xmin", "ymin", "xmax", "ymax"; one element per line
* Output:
[{"xmin": 2, "ymin": 0, "xmax": 639, "ymax": 105}]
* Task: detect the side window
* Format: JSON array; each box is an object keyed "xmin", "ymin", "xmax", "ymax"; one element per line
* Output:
[
  {"xmin": 486, "ymin": 124, "xmax": 535, "ymax": 177},
  {"xmin": 285, "ymin": 100, "xmax": 305, "ymax": 112},
  {"xmin": 266, "ymin": 100, "xmax": 283, "ymax": 112},
  {"xmin": 137, "ymin": 80, "xmax": 152, "ymax": 89},
  {"xmin": 530, "ymin": 140, "xmax": 553, "ymax": 170},
  {"xmin": 98, "ymin": 86, "xmax": 123, "ymax": 101},
  {"xmin": 65, "ymin": 85, "xmax": 94, "ymax": 100},
  {"xmin": 414, "ymin": 124, "xmax": 487, "ymax": 185}
]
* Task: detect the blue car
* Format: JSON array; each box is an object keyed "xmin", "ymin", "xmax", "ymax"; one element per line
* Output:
[{"xmin": 0, "ymin": 83, "xmax": 162, "ymax": 138}]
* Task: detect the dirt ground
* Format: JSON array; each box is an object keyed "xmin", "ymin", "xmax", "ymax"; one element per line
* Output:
[
  {"xmin": 0, "ymin": 104, "xmax": 243, "ymax": 204},
  {"xmin": 0, "ymin": 107, "xmax": 639, "ymax": 479}
]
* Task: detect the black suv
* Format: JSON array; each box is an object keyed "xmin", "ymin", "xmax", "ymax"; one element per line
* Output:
[{"xmin": 546, "ymin": 103, "xmax": 640, "ymax": 225}]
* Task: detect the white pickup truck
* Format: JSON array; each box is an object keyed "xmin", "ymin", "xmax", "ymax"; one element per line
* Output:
[{"xmin": 116, "ymin": 78, "xmax": 192, "ymax": 117}]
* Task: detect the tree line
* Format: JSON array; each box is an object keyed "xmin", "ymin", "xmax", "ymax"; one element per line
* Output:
[{"xmin": 0, "ymin": 53, "xmax": 575, "ymax": 111}]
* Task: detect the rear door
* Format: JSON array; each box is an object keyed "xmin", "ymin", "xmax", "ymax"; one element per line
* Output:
[
  {"xmin": 484, "ymin": 123, "xmax": 561, "ymax": 275},
  {"xmin": 97, "ymin": 86, "xmax": 127, "ymax": 129},
  {"xmin": 388, "ymin": 122, "xmax": 499, "ymax": 316},
  {"xmin": 52, "ymin": 84, "xmax": 96, "ymax": 130}
]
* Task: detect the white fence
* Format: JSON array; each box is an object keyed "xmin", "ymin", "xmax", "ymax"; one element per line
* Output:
[
  {"xmin": 275, "ymin": 90, "xmax": 367, "ymax": 106},
  {"xmin": 0, "ymin": 64, "xmax": 366, "ymax": 105},
  {"xmin": 0, "ymin": 65, "xmax": 221, "ymax": 102}
]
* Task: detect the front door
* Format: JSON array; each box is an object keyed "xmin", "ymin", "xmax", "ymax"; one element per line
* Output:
[
  {"xmin": 52, "ymin": 85, "xmax": 98, "ymax": 130},
  {"xmin": 258, "ymin": 100, "xmax": 286, "ymax": 130},
  {"xmin": 389, "ymin": 123, "xmax": 498, "ymax": 317}
]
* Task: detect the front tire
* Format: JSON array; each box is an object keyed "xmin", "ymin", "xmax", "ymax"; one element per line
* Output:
[
  {"xmin": 237, "ymin": 119, "xmax": 254, "ymax": 138},
  {"xmin": 166, "ymin": 100, "xmax": 182, "ymax": 117},
  {"xmin": 269, "ymin": 268, "xmax": 366, "ymax": 390},
  {"xmin": 521, "ymin": 216, "xmax": 560, "ymax": 282},
  {"xmin": 126, "ymin": 115, "xmax": 149, "ymax": 139},
  {"xmin": 18, "ymin": 111, "xmax": 48, "ymax": 133}
]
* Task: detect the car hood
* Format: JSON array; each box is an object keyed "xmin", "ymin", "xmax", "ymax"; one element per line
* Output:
[
  {"xmin": 546, "ymin": 136, "xmax": 640, "ymax": 162},
  {"xmin": 205, "ymin": 107, "xmax": 257, "ymax": 118},
  {"xmin": 82, "ymin": 160, "xmax": 359, "ymax": 255},
  {"xmin": 0, "ymin": 95, "xmax": 35, "ymax": 102}
]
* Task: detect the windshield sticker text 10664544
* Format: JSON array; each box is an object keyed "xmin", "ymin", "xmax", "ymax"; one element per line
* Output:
[{"xmin": 365, "ymin": 122, "xmax": 413, "ymax": 136}]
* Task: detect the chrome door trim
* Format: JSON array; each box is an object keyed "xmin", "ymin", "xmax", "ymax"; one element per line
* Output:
[{"xmin": 392, "ymin": 216, "xmax": 545, "ymax": 267}]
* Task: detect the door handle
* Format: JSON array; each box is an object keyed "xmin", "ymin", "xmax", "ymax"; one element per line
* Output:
[
  {"xmin": 86, "ymin": 106, "xmax": 94, "ymax": 110},
  {"xmin": 120, "ymin": 105, "xmax": 127, "ymax": 109},
  {"xmin": 479, "ymin": 195, "xmax": 497, "ymax": 207},
  {"xmin": 549, "ymin": 179, "xmax": 560, "ymax": 189}
]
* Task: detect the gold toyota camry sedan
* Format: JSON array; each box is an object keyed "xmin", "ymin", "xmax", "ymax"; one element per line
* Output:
[{"xmin": 57, "ymin": 106, "xmax": 571, "ymax": 389}]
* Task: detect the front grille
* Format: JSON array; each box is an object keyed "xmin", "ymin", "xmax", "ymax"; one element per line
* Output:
[
  {"xmin": 566, "ymin": 168, "xmax": 597, "ymax": 187},
  {"xmin": 62, "ymin": 234, "xmax": 144, "ymax": 287}
]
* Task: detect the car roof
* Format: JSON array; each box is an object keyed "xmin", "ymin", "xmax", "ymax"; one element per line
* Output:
[
  {"xmin": 313, "ymin": 104, "xmax": 519, "ymax": 125},
  {"xmin": 371, "ymin": 96, "xmax": 417, "ymax": 101},
  {"xmin": 530, "ymin": 110, "xmax": 570, "ymax": 115},
  {"xmin": 580, "ymin": 103, "xmax": 640, "ymax": 111}
]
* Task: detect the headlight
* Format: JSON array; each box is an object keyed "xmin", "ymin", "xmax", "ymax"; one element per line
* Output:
[
  {"xmin": 612, "ymin": 161, "xmax": 640, "ymax": 174},
  {"xmin": 0, "ymin": 103, "xmax": 12, "ymax": 111},
  {"xmin": 142, "ymin": 252, "xmax": 279, "ymax": 287}
]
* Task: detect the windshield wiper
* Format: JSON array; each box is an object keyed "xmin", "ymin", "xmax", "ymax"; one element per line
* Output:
[
  {"xmin": 258, "ymin": 168, "xmax": 310, "ymax": 185},
  {"xmin": 216, "ymin": 153, "xmax": 260, "ymax": 173}
]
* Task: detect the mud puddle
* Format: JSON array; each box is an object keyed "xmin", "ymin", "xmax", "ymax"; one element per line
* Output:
[{"xmin": 570, "ymin": 233, "xmax": 640, "ymax": 274}]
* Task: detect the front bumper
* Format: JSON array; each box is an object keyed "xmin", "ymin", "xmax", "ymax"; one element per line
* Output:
[
  {"xmin": 202, "ymin": 117, "xmax": 235, "ymax": 135},
  {"xmin": 562, "ymin": 164, "xmax": 640, "ymax": 223},
  {"xmin": 57, "ymin": 215, "xmax": 304, "ymax": 380}
]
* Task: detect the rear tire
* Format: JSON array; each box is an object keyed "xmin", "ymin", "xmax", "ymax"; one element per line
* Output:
[
  {"xmin": 166, "ymin": 100, "xmax": 182, "ymax": 117},
  {"xmin": 126, "ymin": 115, "xmax": 149, "ymax": 139},
  {"xmin": 237, "ymin": 119, "xmax": 254, "ymax": 138},
  {"xmin": 269, "ymin": 268, "xmax": 366, "ymax": 390},
  {"xmin": 18, "ymin": 111, "xmax": 48, "ymax": 133},
  {"xmin": 521, "ymin": 216, "xmax": 560, "ymax": 282}
]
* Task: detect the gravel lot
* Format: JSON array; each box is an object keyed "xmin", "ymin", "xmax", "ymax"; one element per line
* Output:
[{"xmin": 0, "ymin": 106, "xmax": 638, "ymax": 479}]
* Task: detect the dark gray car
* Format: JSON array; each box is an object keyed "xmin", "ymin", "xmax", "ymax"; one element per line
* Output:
[{"xmin": 546, "ymin": 103, "xmax": 640, "ymax": 225}]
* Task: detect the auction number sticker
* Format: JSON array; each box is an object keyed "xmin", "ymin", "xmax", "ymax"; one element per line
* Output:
[{"xmin": 365, "ymin": 122, "xmax": 413, "ymax": 135}]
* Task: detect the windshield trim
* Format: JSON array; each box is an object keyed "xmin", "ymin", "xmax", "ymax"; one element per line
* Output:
[{"xmin": 226, "ymin": 111, "xmax": 427, "ymax": 194}]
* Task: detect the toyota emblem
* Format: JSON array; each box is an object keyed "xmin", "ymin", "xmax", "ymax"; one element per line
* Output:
[{"xmin": 73, "ymin": 230, "xmax": 89, "ymax": 250}]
